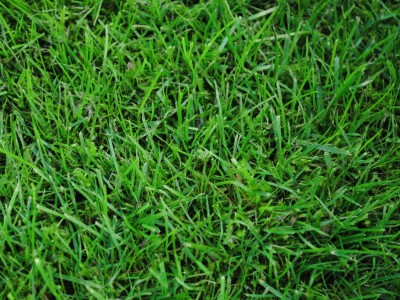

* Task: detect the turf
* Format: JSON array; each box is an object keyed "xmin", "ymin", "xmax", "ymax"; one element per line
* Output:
[{"xmin": 0, "ymin": 0, "xmax": 399, "ymax": 299}]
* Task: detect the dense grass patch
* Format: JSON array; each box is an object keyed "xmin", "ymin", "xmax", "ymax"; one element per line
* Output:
[{"xmin": 1, "ymin": 0, "xmax": 399, "ymax": 298}]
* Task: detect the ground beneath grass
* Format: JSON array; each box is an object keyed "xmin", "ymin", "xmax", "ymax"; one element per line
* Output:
[{"xmin": 1, "ymin": 0, "xmax": 400, "ymax": 299}]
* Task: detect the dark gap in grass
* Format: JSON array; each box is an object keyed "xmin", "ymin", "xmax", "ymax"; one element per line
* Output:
[
  {"xmin": 60, "ymin": 278, "xmax": 75, "ymax": 296},
  {"xmin": 44, "ymin": 292, "xmax": 56, "ymax": 300},
  {"xmin": 74, "ymin": 190, "xmax": 86, "ymax": 203},
  {"xmin": 163, "ymin": 9, "xmax": 178, "ymax": 23},
  {"xmin": 153, "ymin": 133, "xmax": 168, "ymax": 148},
  {"xmin": 247, "ymin": 0, "xmax": 272, "ymax": 11},
  {"xmin": 137, "ymin": 135, "xmax": 149, "ymax": 150},
  {"xmin": 319, "ymin": 22, "xmax": 333, "ymax": 36},
  {"xmin": 223, "ymin": 185, "xmax": 240, "ymax": 206},
  {"xmin": 182, "ymin": 200, "xmax": 201, "ymax": 224},
  {"xmin": 2, "ymin": 238, "xmax": 15, "ymax": 255},
  {"xmin": 2, "ymin": 100, "xmax": 16, "ymax": 116},
  {"xmin": 0, "ymin": 9, "xmax": 19, "ymax": 29},
  {"xmin": 185, "ymin": 29, "xmax": 199, "ymax": 44},
  {"xmin": 181, "ymin": 0, "xmax": 201, "ymax": 7},
  {"xmin": 264, "ymin": 140, "xmax": 277, "ymax": 162},
  {"xmin": 0, "ymin": 152, "xmax": 6, "ymax": 174},
  {"xmin": 295, "ymin": 35, "xmax": 310, "ymax": 58},
  {"xmin": 102, "ymin": 1, "xmax": 120, "ymax": 14},
  {"xmin": 201, "ymin": 78, "xmax": 215, "ymax": 101}
]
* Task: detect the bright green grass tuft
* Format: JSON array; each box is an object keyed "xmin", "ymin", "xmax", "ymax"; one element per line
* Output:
[{"xmin": 1, "ymin": 0, "xmax": 399, "ymax": 299}]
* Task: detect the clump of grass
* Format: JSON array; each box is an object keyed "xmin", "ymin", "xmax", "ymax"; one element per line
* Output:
[{"xmin": 1, "ymin": 0, "xmax": 399, "ymax": 298}]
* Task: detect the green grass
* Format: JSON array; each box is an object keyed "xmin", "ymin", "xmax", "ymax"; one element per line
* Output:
[{"xmin": 1, "ymin": 0, "xmax": 399, "ymax": 298}]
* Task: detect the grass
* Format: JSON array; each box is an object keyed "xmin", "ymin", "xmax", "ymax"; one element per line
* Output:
[{"xmin": 0, "ymin": 0, "xmax": 399, "ymax": 298}]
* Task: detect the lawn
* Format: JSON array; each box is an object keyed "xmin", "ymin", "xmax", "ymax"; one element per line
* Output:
[{"xmin": 1, "ymin": 0, "xmax": 399, "ymax": 299}]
